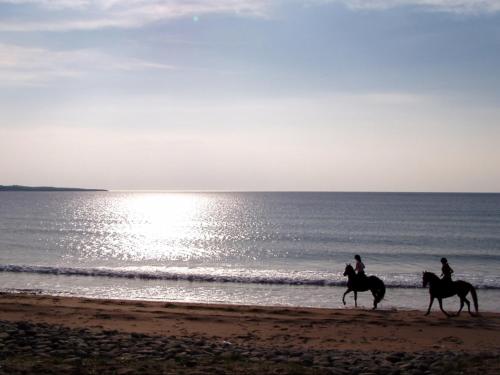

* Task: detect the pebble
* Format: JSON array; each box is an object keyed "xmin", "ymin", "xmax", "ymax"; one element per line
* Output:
[{"xmin": 0, "ymin": 320, "xmax": 497, "ymax": 374}]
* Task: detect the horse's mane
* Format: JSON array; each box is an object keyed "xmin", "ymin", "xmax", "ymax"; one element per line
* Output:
[{"xmin": 423, "ymin": 271, "xmax": 440, "ymax": 281}]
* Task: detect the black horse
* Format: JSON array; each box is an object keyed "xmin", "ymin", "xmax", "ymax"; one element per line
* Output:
[
  {"xmin": 422, "ymin": 271, "xmax": 479, "ymax": 317},
  {"xmin": 342, "ymin": 264, "xmax": 386, "ymax": 309}
]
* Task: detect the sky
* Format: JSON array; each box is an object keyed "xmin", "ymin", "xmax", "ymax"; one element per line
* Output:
[{"xmin": 0, "ymin": 0, "xmax": 499, "ymax": 192}]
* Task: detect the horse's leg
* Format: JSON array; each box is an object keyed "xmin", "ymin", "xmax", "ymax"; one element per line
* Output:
[
  {"xmin": 438, "ymin": 298, "xmax": 451, "ymax": 317},
  {"xmin": 464, "ymin": 297, "xmax": 472, "ymax": 316},
  {"xmin": 354, "ymin": 291, "xmax": 358, "ymax": 308},
  {"xmin": 425, "ymin": 296, "xmax": 434, "ymax": 316},
  {"xmin": 456, "ymin": 297, "xmax": 464, "ymax": 317},
  {"xmin": 371, "ymin": 289, "xmax": 378, "ymax": 310},
  {"xmin": 342, "ymin": 288, "xmax": 351, "ymax": 306}
]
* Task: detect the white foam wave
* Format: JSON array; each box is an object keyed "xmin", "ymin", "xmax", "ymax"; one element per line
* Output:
[{"xmin": 0, "ymin": 264, "xmax": 498, "ymax": 289}]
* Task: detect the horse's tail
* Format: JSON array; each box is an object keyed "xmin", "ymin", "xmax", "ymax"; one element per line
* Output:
[
  {"xmin": 372, "ymin": 277, "xmax": 385, "ymax": 303},
  {"xmin": 470, "ymin": 285, "xmax": 479, "ymax": 314},
  {"xmin": 377, "ymin": 279, "xmax": 386, "ymax": 303}
]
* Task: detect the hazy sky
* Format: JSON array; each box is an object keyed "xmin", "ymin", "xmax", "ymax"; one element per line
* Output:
[{"xmin": 1, "ymin": 0, "xmax": 499, "ymax": 191}]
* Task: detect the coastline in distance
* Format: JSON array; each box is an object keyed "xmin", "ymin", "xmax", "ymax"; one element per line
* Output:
[{"xmin": 0, "ymin": 185, "xmax": 107, "ymax": 192}]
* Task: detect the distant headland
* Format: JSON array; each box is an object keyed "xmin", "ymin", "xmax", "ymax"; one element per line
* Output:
[{"xmin": 0, "ymin": 185, "xmax": 107, "ymax": 192}]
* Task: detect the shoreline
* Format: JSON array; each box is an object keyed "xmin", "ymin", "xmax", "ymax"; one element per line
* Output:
[
  {"xmin": 1, "ymin": 293, "xmax": 499, "ymax": 374},
  {"xmin": 3, "ymin": 280, "xmax": 500, "ymax": 313},
  {"xmin": 3, "ymin": 287, "xmax": 500, "ymax": 314}
]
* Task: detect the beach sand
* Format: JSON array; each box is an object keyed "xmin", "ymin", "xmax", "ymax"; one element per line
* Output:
[{"xmin": 1, "ymin": 293, "xmax": 499, "ymax": 374}]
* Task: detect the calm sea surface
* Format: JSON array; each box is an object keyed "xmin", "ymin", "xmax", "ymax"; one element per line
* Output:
[{"xmin": 1, "ymin": 192, "xmax": 499, "ymax": 311}]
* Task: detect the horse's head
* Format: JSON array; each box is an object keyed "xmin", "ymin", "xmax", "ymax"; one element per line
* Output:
[
  {"xmin": 422, "ymin": 271, "xmax": 436, "ymax": 287},
  {"xmin": 422, "ymin": 271, "xmax": 428, "ymax": 287},
  {"xmin": 343, "ymin": 263, "xmax": 354, "ymax": 277}
]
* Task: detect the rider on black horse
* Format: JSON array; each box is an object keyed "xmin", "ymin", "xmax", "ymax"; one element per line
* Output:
[{"xmin": 441, "ymin": 257, "xmax": 454, "ymax": 284}]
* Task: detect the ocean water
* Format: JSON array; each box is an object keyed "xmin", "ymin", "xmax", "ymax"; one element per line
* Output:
[{"xmin": 0, "ymin": 191, "xmax": 499, "ymax": 312}]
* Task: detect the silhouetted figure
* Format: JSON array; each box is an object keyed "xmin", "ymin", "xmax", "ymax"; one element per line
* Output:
[
  {"xmin": 423, "ymin": 271, "xmax": 478, "ymax": 317},
  {"xmin": 342, "ymin": 264, "xmax": 385, "ymax": 310},
  {"xmin": 441, "ymin": 257, "xmax": 454, "ymax": 283},
  {"xmin": 354, "ymin": 254, "xmax": 366, "ymax": 277}
]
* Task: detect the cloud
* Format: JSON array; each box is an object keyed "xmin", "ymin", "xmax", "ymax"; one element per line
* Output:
[
  {"xmin": 0, "ymin": 0, "xmax": 270, "ymax": 32},
  {"xmin": 0, "ymin": 0, "xmax": 498, "ymax": 32},
  {"xmin": 0, "ymin": 0, "xmax": 89, "ymax": 9},
  {"xmin": 0, "ymin": 43, "xmax": 174, "ymax": 85},
  {"xmin": 324, "ymin": 0, "xmax": 500, "ymax": 14}
]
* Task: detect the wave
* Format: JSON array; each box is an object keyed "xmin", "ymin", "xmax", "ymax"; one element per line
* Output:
[{"xmin": 1, "ymin": 264, "xmax": 499, "ymax": 289}]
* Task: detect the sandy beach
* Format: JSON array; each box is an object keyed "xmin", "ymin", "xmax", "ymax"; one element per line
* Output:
[{"xmin": 1, "ymin": 293, "xmax": 499, "ymax": 374}]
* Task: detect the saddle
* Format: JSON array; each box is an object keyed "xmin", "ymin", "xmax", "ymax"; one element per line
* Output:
[{"xmin": 355, "ymin": 272, "xmax": 368, "ymax": 288}]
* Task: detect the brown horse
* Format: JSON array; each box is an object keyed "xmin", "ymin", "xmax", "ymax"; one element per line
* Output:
[
  {"xmin": 422, "ymin": 271, "xmax": 479, "ymax": 317},
  {"xmin": 342, "ymin": 264, "xmax": 385, "ymax": 309}
]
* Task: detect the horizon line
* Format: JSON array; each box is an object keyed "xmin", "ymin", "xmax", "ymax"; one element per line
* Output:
[
  {"xmin": 108, "ymin": 189, "xmax": 500, "ymax": 194},
  {"xmin": 2, "ymin": 185, "xmax": 499, "ymax": 194}
]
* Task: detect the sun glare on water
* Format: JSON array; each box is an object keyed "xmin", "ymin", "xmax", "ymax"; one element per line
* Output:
[{"xmin": 85, "ymin": 193, "xmax": 219, "ymax": 263}]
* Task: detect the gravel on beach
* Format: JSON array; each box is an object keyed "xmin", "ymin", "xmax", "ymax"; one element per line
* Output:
[{"xmin": 0, "ymin": 320, "xmax": 499, "ymax": 375}]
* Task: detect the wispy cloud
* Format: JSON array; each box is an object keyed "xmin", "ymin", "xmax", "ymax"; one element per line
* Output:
[
  {"xmin": 0, "ymin": 43, "xmax": 174, "ymax": 85},
  {"xmin": 0, "ymin": 0, "xmax": 90, "ymax": 9},
  {"xmin": 1, "ymin": 0, "xmax": 498, "ymax": 32},
  {"xmin": 326, "ymin": 0, "xmax": 500, "ymax": 14},
  {"xmin": 0, "ymin": 0, "xmax": 270, "ymax": 32}
]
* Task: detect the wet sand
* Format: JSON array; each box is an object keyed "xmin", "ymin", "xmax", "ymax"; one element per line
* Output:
[{"xmin": 1, "ymin": 293, "xmax": 499, "ymax": 374}]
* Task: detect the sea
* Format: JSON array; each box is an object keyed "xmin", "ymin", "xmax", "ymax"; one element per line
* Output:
[{"xmin": 1, "ymin": 192, "xmax": 499, "ymax": 312}]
